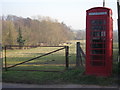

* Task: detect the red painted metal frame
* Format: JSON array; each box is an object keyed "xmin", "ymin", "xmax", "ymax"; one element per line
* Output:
[{"xmin": 86, "ymin": 7, "xmax": 113, "ymax": 76}]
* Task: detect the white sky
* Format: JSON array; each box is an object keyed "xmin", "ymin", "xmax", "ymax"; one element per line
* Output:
[{"xmin": 1, "ymin": 0, "xmax": 118, "ymax": 30}]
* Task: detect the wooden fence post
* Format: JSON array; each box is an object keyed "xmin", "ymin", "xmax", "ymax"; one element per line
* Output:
[
  {"xmin": 4, "ymin": 46, "xmax": 7, "ymax": 71},
  {"xmin": 76, "ymin": 42, "xmax": 81, "ymax": 67},
  {"xmin": 65, "ymin": 46, "xmax": 69, "ymax": 69}
]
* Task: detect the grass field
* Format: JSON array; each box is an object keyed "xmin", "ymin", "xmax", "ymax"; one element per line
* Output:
[
  {"xmin": 2, "ymin": 40, "xmax": 119, "ymax": 86},
  {"xmin": 2, "ymin": 40, "xmax": 86, "ymax": 71},
  {"xmin": 2, "ymin": 46, "xmax": 76, "ymax": 71}
]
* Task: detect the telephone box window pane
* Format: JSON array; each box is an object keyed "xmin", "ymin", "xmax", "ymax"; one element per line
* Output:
[
  {"xmin": 91, "ymin": 26, "xmax": 105, "ymax": 30},
  {"xmin": 91, "ymin": 20, "xmax": 106, "ymax": 25},
  {"xmin": 91, "ymin": 32, "xmax": 100, "ymax": 37},
  {"xmin": 91, "ymin": 55, "xmax": 105, "ymax": 60},
  {"xmin": 91, "ymin": 49, "xmax": 105, "ymax": 54},
  {"xmin": 101, "ymin": 31, "xmax": 106, "ymax": 36},
  {"xmin": 91, "ymin": 61, "xmax": 105, "ymax": 66},
  {"xmin": 91, "ymin": 44, "xmax": 105, "ymax": 48},
  {"xmin": 91, "ymin": 31, "xmax": 106, "ymax": 37},
  {"xmin": 92, "ymin": 37, "xmax": 105, "ymax": 42}
]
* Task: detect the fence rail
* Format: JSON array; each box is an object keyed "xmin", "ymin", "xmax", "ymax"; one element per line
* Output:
[{"xmin": 4, "ymin": 45, "xmax": 66, "ymax": 47}]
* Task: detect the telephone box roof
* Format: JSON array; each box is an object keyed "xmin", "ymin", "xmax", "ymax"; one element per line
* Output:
[{"xmin": 87, "ymin": 7, "xmax": 112, "ymax": 11}]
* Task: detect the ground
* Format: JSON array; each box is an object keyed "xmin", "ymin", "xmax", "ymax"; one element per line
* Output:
[
  {"xmin": 2, "ymin": 40, "xmax": 119, "ymax": 87},
  {"xmin": 2, "ymin": 83, "xmax": 118, "ymax": 88}
]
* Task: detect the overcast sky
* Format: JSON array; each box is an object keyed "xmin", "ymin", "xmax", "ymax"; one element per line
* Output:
[{"xmin": 1, "ymin": 0, "xmax": 118, "ymax": 30}]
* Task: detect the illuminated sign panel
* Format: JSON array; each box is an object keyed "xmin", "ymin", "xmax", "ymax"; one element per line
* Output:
[{"xmin": 89, "ymin": 12, "xmax": 107, "ymax": 15}]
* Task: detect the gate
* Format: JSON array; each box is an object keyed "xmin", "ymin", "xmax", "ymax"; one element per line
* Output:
[{"xmin": 2, "ymin": 45, "xmax": 69, "ymax": 72}]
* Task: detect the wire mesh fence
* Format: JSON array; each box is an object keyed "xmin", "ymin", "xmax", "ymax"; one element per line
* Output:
[{"xmin": 68, "ymin": 40, "xmax": 86, "ymax": 67}]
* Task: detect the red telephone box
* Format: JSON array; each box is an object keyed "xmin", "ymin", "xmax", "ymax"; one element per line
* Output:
[{"xmin": 86, "ymin": 7, "xmax": 113, "ymax": 76}]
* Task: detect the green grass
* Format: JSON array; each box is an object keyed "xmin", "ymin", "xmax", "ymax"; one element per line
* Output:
[
  {"xmin": 8, "ymin": 66, "xmax": 65, "ymax": 71},
  {"xmin": 2, "ymin": 42, "xmax": 77, "ymax": 71},
  {"xmin": 2, "ymin": 67, "xmax": 118, "ymax": 86},
  {"xmin": 2, "ymin": 40, "xmax": 119, "ymax": 86}
]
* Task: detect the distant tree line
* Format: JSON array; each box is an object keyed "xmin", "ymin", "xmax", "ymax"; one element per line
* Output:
[
  {"xmin": 1, "ymin": 15, "xmax": 118, "ymax": 46},
  {"xmin": 74, "ymin": 30, "xmax": 86, "ymax": 40},
  {"xmin": 2, "ymin": 15, "xmax": 74, "ymax": 46}
]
